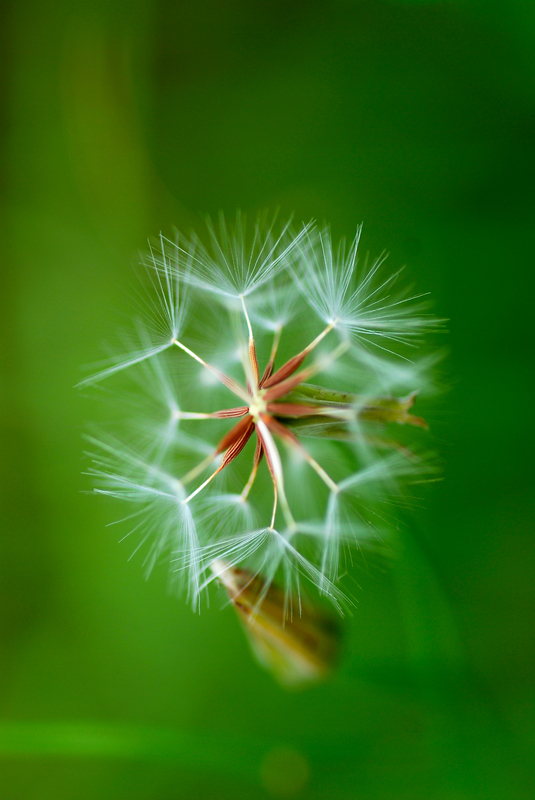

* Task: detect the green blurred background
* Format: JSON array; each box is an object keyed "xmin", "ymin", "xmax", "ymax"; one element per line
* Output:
[{"xmin": 1, "ymin": 0, "xmax": 534, "ymax": 797}]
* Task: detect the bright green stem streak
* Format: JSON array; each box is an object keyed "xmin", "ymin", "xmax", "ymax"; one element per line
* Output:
[
  {"xmin": 0, "ymin": 720, "xmax": 265, "ymax": 778},
  {"xmin": 292, "ymin": 383, "xmax": 358, "ymax": 405}
]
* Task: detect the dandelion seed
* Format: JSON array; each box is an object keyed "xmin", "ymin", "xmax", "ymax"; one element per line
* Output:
[
  {"xmin": 156, "ymin": 211, "xmax": 313, "ymax": 300},
  {"xmin": 292, "ymin": 226, "xmax": 444, "ymax": 359},
  {"xmin": 78, "ymin": 236, "xmax": 190, "ymax": 387}
]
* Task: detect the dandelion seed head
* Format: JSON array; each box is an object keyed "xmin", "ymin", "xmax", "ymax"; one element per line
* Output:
[{"xmin": 82, "ymin": 213, "xmax": 443, "ymax": 611}]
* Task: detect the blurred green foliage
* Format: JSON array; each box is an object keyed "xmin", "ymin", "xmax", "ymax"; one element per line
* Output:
[{"xmin": 1, "ymin": 0, "xmax": 534, "ymax": 798}]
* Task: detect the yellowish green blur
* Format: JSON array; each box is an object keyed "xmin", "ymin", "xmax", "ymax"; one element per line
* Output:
[{"xmin": 1, "ymin": 1, "xmax": 534, "ymax": 798}]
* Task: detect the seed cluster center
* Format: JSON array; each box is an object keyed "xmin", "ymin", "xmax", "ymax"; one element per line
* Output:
[{"xmin": 248, "ymin": 389, "xmax": 268, "ymax": 422}]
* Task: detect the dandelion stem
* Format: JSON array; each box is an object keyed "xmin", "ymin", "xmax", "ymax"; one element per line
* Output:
[
  {"xmin": 311, "ymin": 340, "xmax": 349, "ymax": 372},
  {"xmin": 257, "ymin": 420, "xmax": 295, "ymax": 530},
  {"xmin": 183, "ymin": 464, "xmax": 225, "ymax": 503},
  {"xmin": 241, "ymin": 437, "xmax": 264, "ymax": 501},
  {"xmin": 184, "ymin": 417, "xmax": 255, "ymax": 501},
  {"xmin": 270, "ymin": 484, "xmax": 278, "ymax": 528},
  {"xmin": 263, "ymin": 342, "xmax": 349, "ymax": 403},
  {"xmin": 263, "ymin": 414, "xmax": 339, "ymax": 495},
  {"xmin": 270, "ymin": 326, "xmax": 282, "ymax": 362},
  {"xmin": 301, "ymin": 320, "xmax": 338, "ymax": 356},
  {"xmin": 181, "ymin": 453, "xmax": 217, "ymax": 486},
  {"xmin": 261, "ymin": 322, "xmax": 336, "ymax": 389},
  {"xmin": 172, "ymin": 340, "xmax": 249, "ymax": 402},
  {"xmin": 175, "ymin": 411, "xmax": 214, "ymax": 420},
  {"xmin": 241, "ymin": 462, "xmax": 259, "ymax": 502},
  {"xmin": 240, "ymin": 295, "xmax": 255, "ymax": 341},
  {"xmin": 304, "ymin": 454, "xmax": 339, "ymax": 494},
  {"xmin": 261, "ymin": 326, "xmax": 282, "ymax": 383},
  {"xmin": 280, "ymin": 493, "xmax": 296, "ymax": 530},
  {"xmin": 240, "ymin": 295, "xmax": 259, "ymax": 390}
]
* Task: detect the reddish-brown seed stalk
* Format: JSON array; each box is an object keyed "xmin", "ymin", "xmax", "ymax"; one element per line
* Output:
[
  {"xmin": 178, "ymin": 319, "xmax": 341, "ymax": 520},
  {"xmin": 177, "ymin": 310, "xmax": 426, "ymax": 521}
]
